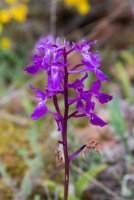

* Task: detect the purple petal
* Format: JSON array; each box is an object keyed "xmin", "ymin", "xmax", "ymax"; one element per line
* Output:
[
  {"xmin": 86, "ymin": 100, "xmax": 95, "ymax": 112},
  {"xmin": 82, "ymin": 55, "xmax": 95, "ymax": 71},
  {"xmin": 33, "ymin": 55, "xmax": 42, "ymax": 64},
  {"xmin": 24, "ymin": 55, "xmax": 42, "ymax": 74},
  {"xmin": 47, "ymin": 76, "xmax": 61, "ymax": 91},
  {"xmin": 89, "ymin": 113, "xmax": 108, "ymax": 127},
  {"xmin": 81, "ymin": 73, "xmax": 88, "ymax": 82},
  {"xmin": 87, "ymin": 40, "xmax": 97, "ymax": 47},
  {"xmin": 29, "ymin": 84, "xmax": 36, "ymax": 90},
  {"xmin": 42, "ymin": 51, "xmax": 51, "ymax": 69},
  {"xmin": 31, "ymin": 102, "xmax": 47, "ymax": 120},
  {"xmin": 90, "ymin": 80, "xmax": 101, "ymax": 93},
  {"xmin": 74, "ymin": 80, "xmax": 84, "ymax": 91},
  {"xmin": 64, "ymin": 41, "xmax": 70, "ymax": 48},
  {"xmin": 68, "ymin": 98, "xmax": 77, "ymax": 105},
  {"xmin": 82, "ymin": 51, "xmax": 101, "ymax": 72},
  {"xmin": 51, "ymin": 66, "xmax": 59, "ymax": 80},
  {"xmin": 34, "ymin": 36, "xmax": 54, "ymax": 54},
  {"xmin": 95, "ymin": 69, "xmax": 110, "ymax": 82},
  {"xmin": 72, "ymin": 42, "xmax": 81, "ymax": 51},
  {"xmin": 56, "ymin": 37, "xmax": 60, "ymax": 46},
  {"xmin": 24, "ymin": 65, "xmax": 40, "ymax": 75},
  {"xmin": 97, "ymin": 93, "xmax": 113, "ymax": 104},
  {"xmin": 76, "ymin": 100, "xmax": 85, "ymax": 113},
  {"xmin": 36, "ymin": 90, "xmax": 46, "ymax": 99},
  {"xmin": 67, "ymin": 83, "xmax": 75, "ymax": 88},
  {"xmin": 29, "ymin": 84, "xmax": 46, "ymax": 100},
  {"xmin": 67, "ymin": 74, "xmax": 87, "ymax": 89}
]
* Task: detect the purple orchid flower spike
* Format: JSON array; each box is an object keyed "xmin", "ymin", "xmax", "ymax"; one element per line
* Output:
[{"xmin": 24, "ymin": 36, "xmax": 113, "ymax": 200}]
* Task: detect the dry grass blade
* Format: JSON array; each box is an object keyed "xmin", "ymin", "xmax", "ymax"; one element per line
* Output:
[{"xmin": 0, "ymin": 110, "xmax": 31, "ymax": 126}]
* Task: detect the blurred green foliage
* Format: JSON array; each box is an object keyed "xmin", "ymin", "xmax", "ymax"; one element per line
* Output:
[
  {"xmin": 108, "ymin": 97, "xmax": 128, "ymax": 147},
  {"xmin": 75, "ymin": 164, "xmax": 107, "ymax": 198},
  {"xmin": 0, "ymin": 48, "xmax": 23, "ymax": 92},
  {"xmin": 115, "ymin": 62, "xmax": 132, "ymax": 102}
]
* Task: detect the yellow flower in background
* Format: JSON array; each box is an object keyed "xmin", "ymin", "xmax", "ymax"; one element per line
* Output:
[
  {"xmin": 5, "ymin": 0, "xmax": 30, "ymax": 6},
  {"xmin": 0, "ymin": 37, "xmax": 11, "ymax": 49},
  {"xmin": 65, "ymin": 0, "xmax": 76, "ymax": 6},
  {"xmin": 65, "ymin": 0, "xmax": 85, "ymax": 6},
  {"xmin": 5, "ymin": 0, "xmax": 17, "ymax": 5},
  {"xmin": 0, "ymin": 23, "xmax": 3, "ymax": 33},
  {"xmin": 10, "ymin": 4, "xmax": 28, "ymax": 22},
  {"xmin": 0, "ymin": 9, "xmax": 11, "ymax": 24},
  {"xmin": 77, "ymin": 2, "xmax": 90, "ymax": 15},
  {"xmin": 0, "ymin": 1, "xmax": 30, "ymax": 49},
  {"xmin": 65, "ymin": 0, "xmax": 90, "ymax": 15},
  {"xmin": 21, "ymin": 0, "xmax": 30, "ymax": 3}
]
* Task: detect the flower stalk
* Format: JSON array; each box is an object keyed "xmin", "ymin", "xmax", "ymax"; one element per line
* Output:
[{"xmin": 62, "ymin": 49, "xmax": 69, "ymax": 200}]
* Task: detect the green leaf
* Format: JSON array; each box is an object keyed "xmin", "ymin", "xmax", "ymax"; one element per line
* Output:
[
  {"xmin": 43, "ymin": 179, "xmax": 64, "ymax": 199},
  {"xmin": 108, "ymin": 97, "xmax": 128, "ymax": 148},
  {"xmin": 22, "ymin": 96, "xmax": 34, "ymax": 114},
  {"xmin": 115, "ymin": 62, "xmax": 132, "ymax": 101},
  {"xmin": 34, "ymin": 195, "xmax": 41, "ymax": 200},
  {"xmin": 43, "ymin": 179, "xmax": 57, "ymax": 192},
  {"xmin": 18, "ymin": 148, "xmax": 30, "ymax": 167},
  {"xmin": 76, "ymin": 164, "xmax": 107, "ymax": 196},
  {"xmin": 68, "ymin": 195, "xmax": 79, "ymax": 200},
  {"xmin": 21, "ymin": 177, "xmax": 32, "ymax": 197},
  {"xmin": 121, "ymin": 51, "xmax": 134, "ymax": 65}
]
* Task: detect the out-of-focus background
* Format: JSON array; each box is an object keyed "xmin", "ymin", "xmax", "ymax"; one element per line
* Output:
[{"xmin": 0, "ymin": 0, "xmax": 134, "ymax": 199}]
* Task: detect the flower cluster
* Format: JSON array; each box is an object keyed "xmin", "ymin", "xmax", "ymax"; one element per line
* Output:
[
  {"xmin": 0, "ymin": 0, "xmax": 29, "ymax": 49},
  {"xmin": 24, "ymin": 36, "xmax": 112, "ymax": 128},
  {"xmin": 0, "ymin": 1, "xmax": 28, "ymax": 24}
]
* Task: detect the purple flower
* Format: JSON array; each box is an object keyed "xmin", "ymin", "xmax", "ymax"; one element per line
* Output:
[
  {"xmin": 89, "ymin": 80, "xmax": 101, "ymax": 93},
  {"xmin": 24, "ymin": 36, "xmax": 112, "ymax": 126},
  {"xmin": 89, "ymin": 113, "xmax": 108, "ymax": 127},
  {"xmin": 46, "ymin": 65, "xmax": 64, "ymax": 92},
  {"xmin": 82, "ymin": 51, "xmax": 102, "ymax": 71},
  {"xmin": 72, "ymin": 40, "xmax": 110, "ymax": 81},
  {"xmin": 29, "ymin": 84, "xmax": 46, "ymax": 100},
  {"xmin": 31, "ymin": 101, "xmax": 47, "ymax": 120},
  {"xmin": 29, "ymin": 84, "xmax": 48, "ymax": 120},
  {"xmin": 89, "ymin": 80, "xmax": 112, "ymax": 104},
  {"xmin": 24, "ymin": 55, "xmax": 42, "ymax": 75},
  {"xmin": 97, "ymin": 93, "xmax": 113, "ymax": 104},
  {"xmin": 47, "ymin": 75, "xmax": 61, "ymax": 92},
  {"xmin": 67, "ymin": 73, "xmax": 88, "ymax": 92},
  {"xmin": 34, "ymin": 36, "xmax": 54, "ymax": 55},
  {"xmin": 95, "ymin": 69, "xmax": 110, "ymax": 82}
]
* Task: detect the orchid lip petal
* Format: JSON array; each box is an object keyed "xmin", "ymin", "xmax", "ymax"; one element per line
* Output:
[
  {"xmin": 24, "ymin": 65, "xmax": 40, "ymax": 75},
  {"xmin": 31, "ymin": 101, "xmax": 47, "ymax": 120},
  {"xmin": 89, "ymin": 113, "xmax": 108, "ymax": 127},
  {"xmin": 97, "ymin": 93, "xmax": 113, "ymax": 104},
  {"xmin": 95, "ymin": 69, "xmax": 110, "ymax": 82}
]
